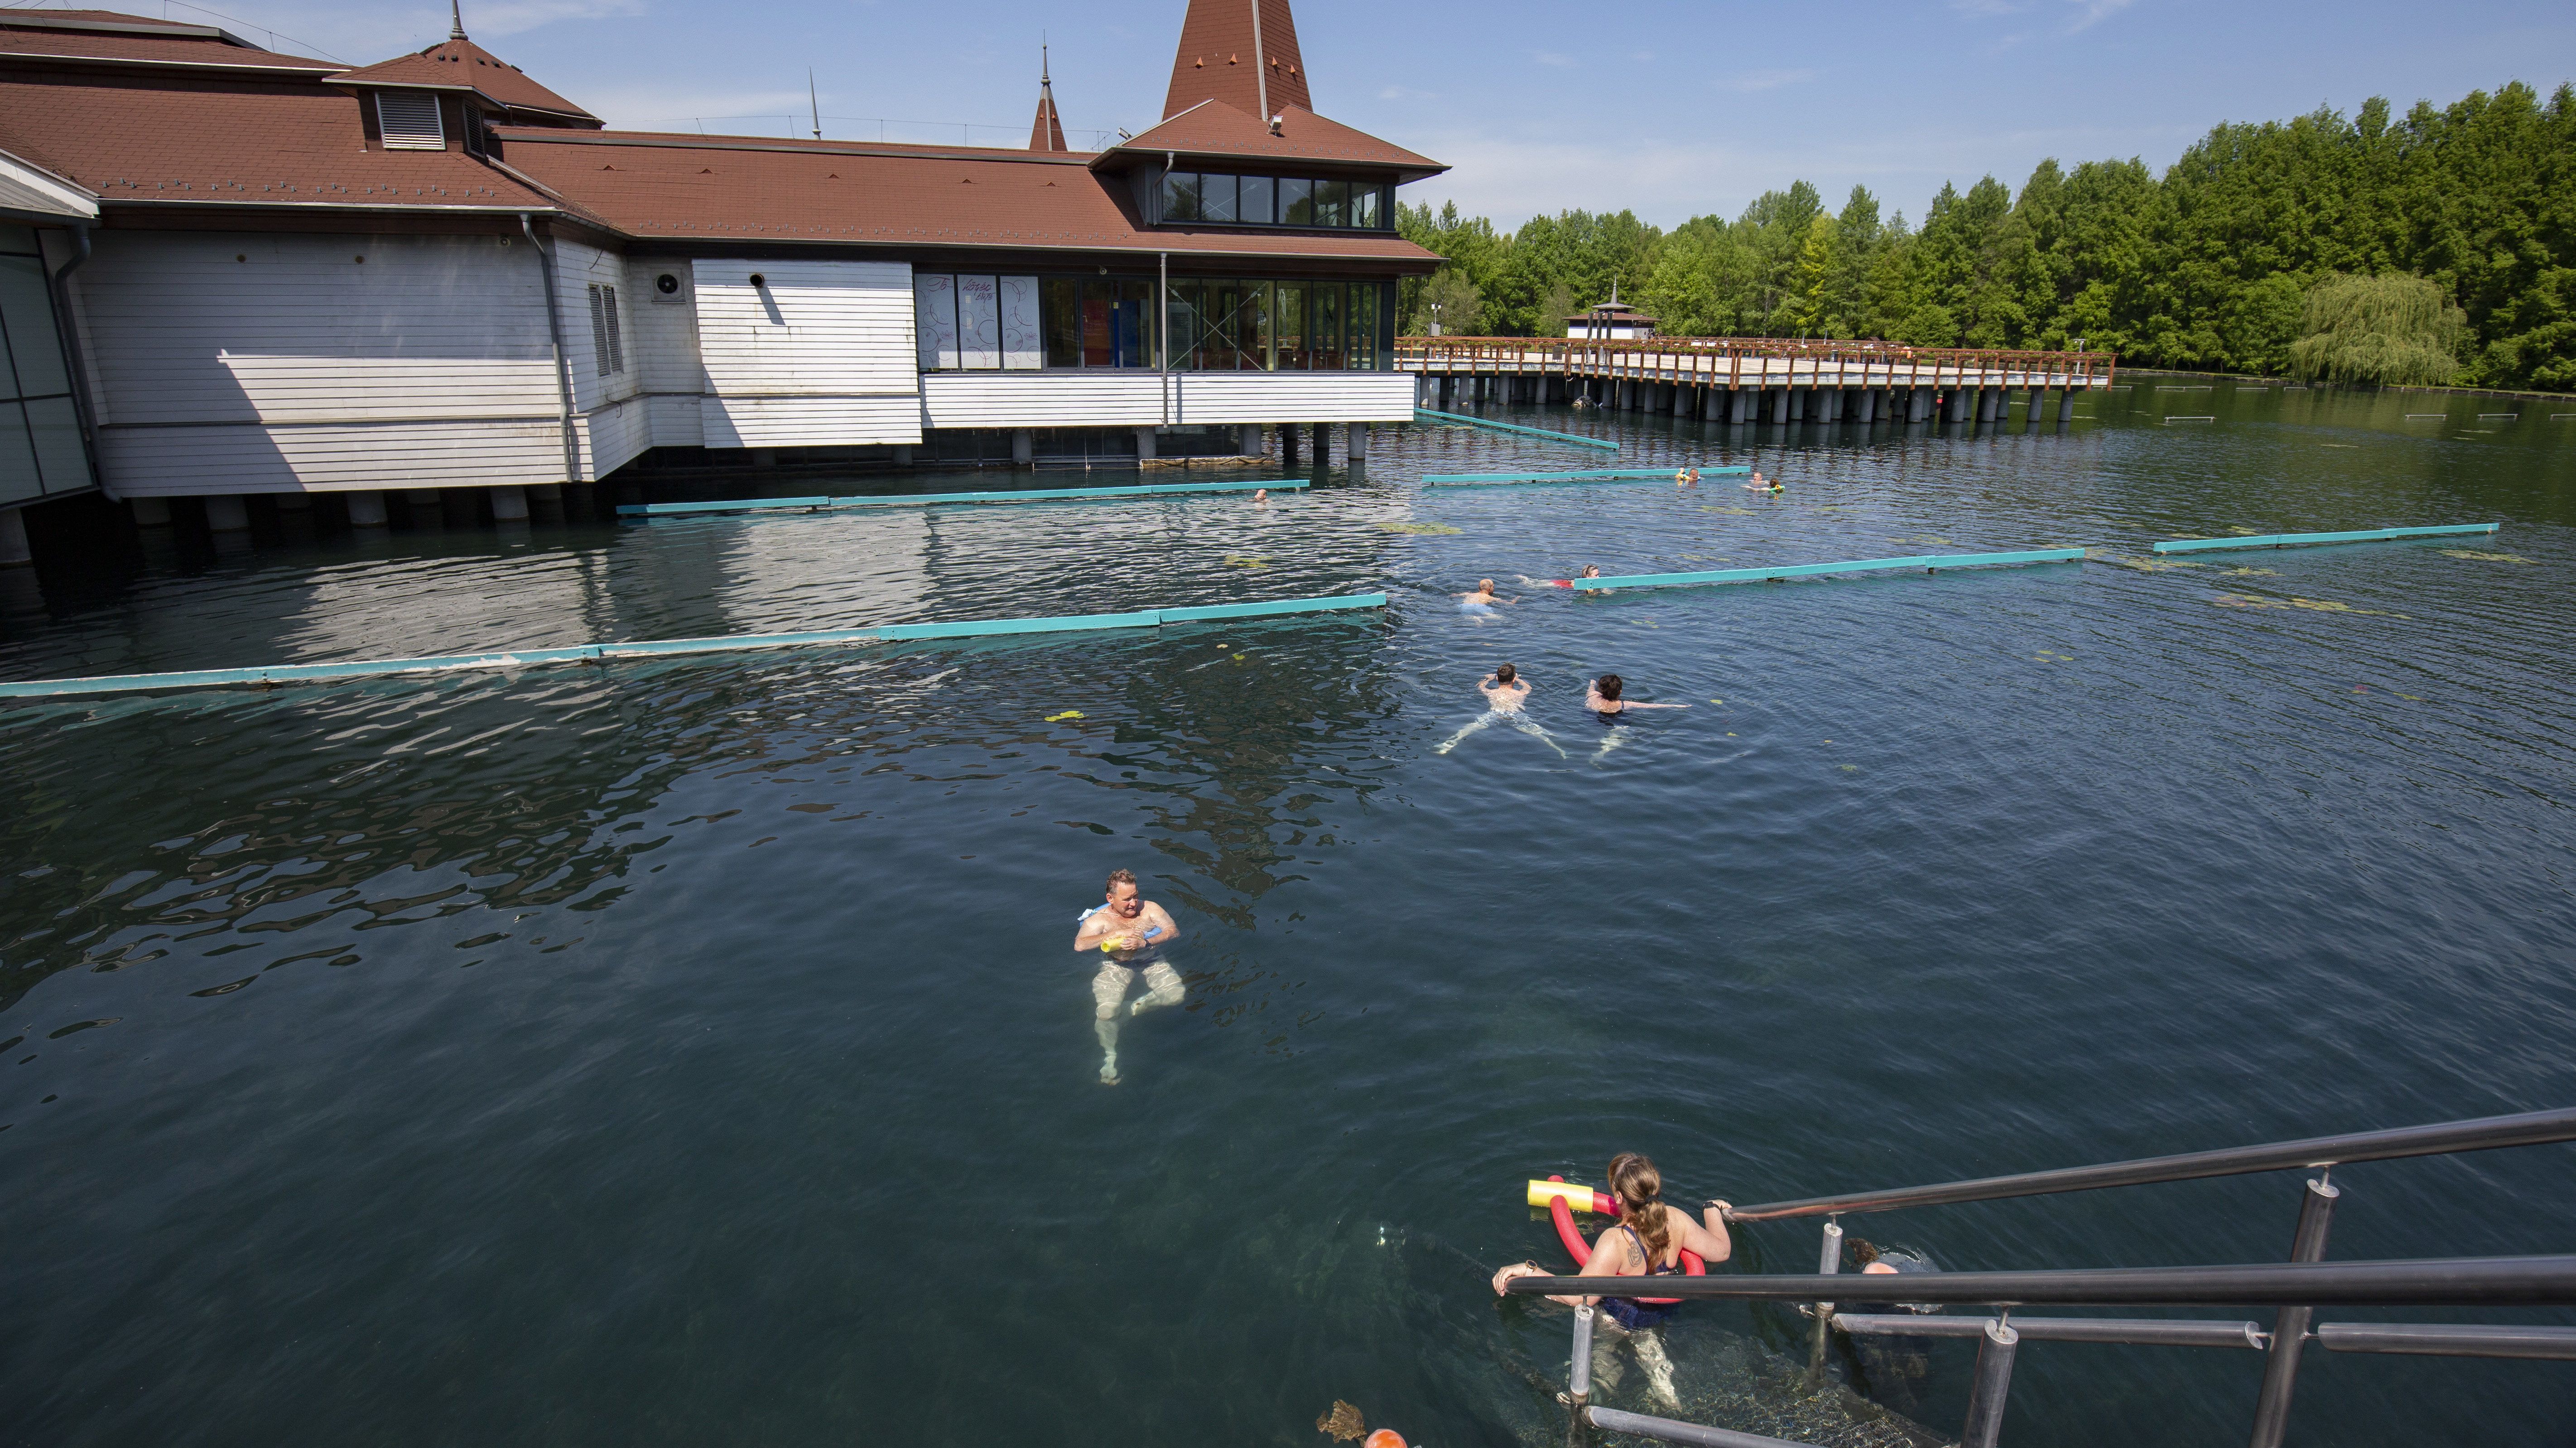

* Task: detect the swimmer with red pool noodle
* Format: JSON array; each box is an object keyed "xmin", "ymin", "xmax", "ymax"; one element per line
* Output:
[
  {"xmin": 1491, "ymin": 1153, "xmax": 1735, "ymax": 1408},
  {"xmin": 1073, "ymin": 867, "xmax": 1183, "ymax": 1085},
  {"xmin": 1524, "ymin": 564, "xmax": 1603, "ymax": 590}
]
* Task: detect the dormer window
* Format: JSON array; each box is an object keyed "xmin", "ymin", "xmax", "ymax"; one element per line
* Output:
[{"xmin": 375, "ymin": 92, "xmax": 445, "ymax": 149}]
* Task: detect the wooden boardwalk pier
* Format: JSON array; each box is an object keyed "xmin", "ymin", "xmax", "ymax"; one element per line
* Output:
[{"xmin": 1396, "ymin": 336, "xmax": 2118, "ymax": 425}]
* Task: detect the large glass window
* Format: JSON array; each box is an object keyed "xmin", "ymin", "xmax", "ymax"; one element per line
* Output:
[
  {"xmin": 1160, "ymin": 171, "xmax": 1203, "ymax": 223},
  {"xmin": 1279, "ymin": 179, "xmax": 1313, "ymax": 227},
  {"xmin": 1239, "ymin": 175, "xmax": 1276, "ymax": 226},
  {"xmin": 1041, "ymin": 277, "xmax": 1081, "ymax": 367},
  {"xmin": 1312, "ymin": 282, "xmax": 1345, "ymax": 369},
  {"xmin": 1272, "ymin": 282, "xmax": 1308, "ymax": 370},
  {"xmin": 0, "ymin": 226, "xmax": 91, "ymax": 507},
  {"xmin": 1314, "ymin": 180, "xmax": 1348, "ymax": 228},
  {"xmin": 1154, "ymin": 172, "xmax": 1395, "ymax": 230},
  {"xmin": 915, "ymin": 273, "xmax": 1042, "ymax": 371},
  {"xmin": 1354, "ymin": 184, "xmax": 1383, "ymax": 228},
  {"xmin": 1200, "ymin": 173, "xmax": 1238, "ymax": 223},
  {"xmin": 1022, "ymin": 276, "xmax": 1391, "ymax": 371}
]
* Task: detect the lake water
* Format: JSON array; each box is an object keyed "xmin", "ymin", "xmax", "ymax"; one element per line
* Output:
[{"xmin": 3, "ymin": 379, "xmax": 2571, "ymax": 1447}]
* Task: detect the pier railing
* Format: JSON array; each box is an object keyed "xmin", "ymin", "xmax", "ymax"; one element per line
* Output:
[
  {"xmin": 1504, "ymin": 1106, "xmax": 2576, "ymax": 1448},
  {"xmin": 1395, "ymin": 334, "xmax": 2118, "ymax": 391}
]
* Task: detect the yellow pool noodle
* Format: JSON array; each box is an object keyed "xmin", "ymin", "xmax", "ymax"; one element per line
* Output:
[{"xmin": 1527, "ymin": 1179, "xmax": 1609, "ymax": 1213}]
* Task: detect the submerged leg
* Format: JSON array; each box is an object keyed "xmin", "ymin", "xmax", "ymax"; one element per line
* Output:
[
  {"xmin": 1091, "ymin": 962, "xmax": 1135, "ymax": 1083},
  {"xmin": 1508, "ymin": 713, "xmax": 1569, "ymax": 758},
  {"xmin": 1131, "ymin": 960, "xmax": 1184, "ymax": 1016},
  {"xmin": 1433, "ymin": 710, "xmax": 1501, "ymax": 755},
  {"xmin": 1632, "ymin": 1327, "xmax": 1681, "ymax": 1409},
  {"xmin": 1591, "ymin": 726, "xmax": 1627, "ymax": 764}
]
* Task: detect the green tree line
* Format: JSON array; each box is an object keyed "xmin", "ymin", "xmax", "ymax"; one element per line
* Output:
[{"xmin": 1397, "ymin": 81, "xmax": 2574, "ymax": 391}]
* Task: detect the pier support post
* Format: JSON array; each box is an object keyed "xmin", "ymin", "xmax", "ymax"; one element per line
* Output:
[
  {"xmin": 205, "ymin": 495, "xmax": 251, "ymax": 533},
  {"xmin": 1133, "ymin": 427, "xmax": 1157, "ymax": 460},
  {"xmin": 1770, "ymin": 388, "xmax": 1790, "ymax": 425},
  {"xmin": 0, "ymin": 505, "xmax": 28, "ymax": 567},
  {"xmin": 1238, "ymin": 424, "xmax": 1262, "ymax": 457},
  {"xmin": 1805, "ymin": 1217, "xmax": 1844, "ymax": 1391},
  {"xmin": 1908, "ymin": 386, "xmax": 1931, "ymax": 423},
  {"xmin": 2059, "ymin": 387, "xmax": 2077, "ymax": 423},
  {"xmin": 1729, "ymin": 388, "xmax": 1750, "ymax": 424},
  {"xmin": 1672, "ymin": 383, "xmax": 1690, "ymax": 417},
  {"xmin": 1961, "ymin": 1316, "xmax": 2022, "ymax": 1448},
  {"xmin": 1281, "ymin": 424, "xmax": 1300, "ymax": 466},
  {"xmin": 1012, "ymin": 428, "xmax": 1035, "ymax": 465},
  {"xmin": 1857, "ymin": 387, "xmax": 1878, "ymax": 423},
  {"xmin": 1790, "ymin": 386, "xmax": 1809, "ymax": 423},
  {"xmin": 490, "ymin": 486, "xmax": 530, "ymax": 522},
  {"xmin": 2248, "ymin": 1175, "xmax": 2340, "ymax": 1448},
  {"xmin": 1824, "ymin": 388, "xmax": 1843, "ymax": 423},
  {"xmin": 1978, "ymin": 387, "xmax": 2001, "ymax": 423},
  {"xmin": 130, "ymin": 496, "xmax": 173, "ymax": 526},
  {"xmin": 1348, "ymin": 422, "xmax": 1368, "ymax": 461}
]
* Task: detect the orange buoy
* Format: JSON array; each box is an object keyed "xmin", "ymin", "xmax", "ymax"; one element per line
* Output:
[{"xmin": 1364, "ymin": 1432, "xmax": 1406, "ymax": 1448}]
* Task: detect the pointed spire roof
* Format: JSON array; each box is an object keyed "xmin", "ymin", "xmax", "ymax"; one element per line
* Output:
[
  {"xmin": 1029, "ymin": 43, "xmax": 1066, "ymax": 152},
  {"xmin": 1165, "ymin": 0, "xmax": 1307, "ymax": 121},
  {"xmin": 328, "ymin": 17, "xmax": 598, "ymax": 127}
]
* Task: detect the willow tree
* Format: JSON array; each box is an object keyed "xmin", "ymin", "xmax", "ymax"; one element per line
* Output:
[{"xmin": 2287, "ymin": 272, "xmax": 2468, "ymax": 385}]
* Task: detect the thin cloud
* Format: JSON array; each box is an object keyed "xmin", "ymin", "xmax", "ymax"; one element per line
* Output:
[
  {"xmin": 1531, "ymin": 50, "xmax": 1578, "ymax": 67},
  {"xmin": 2066, "ymin": 0, "xmax": 2135, "ymax": 31},
  {"xmin": 1721, "ymin": 68, "xmax": 1818, "ymax": 93}
]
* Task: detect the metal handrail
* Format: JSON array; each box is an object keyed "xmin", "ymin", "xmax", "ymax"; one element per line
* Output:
[
  {"xmin": 1505, "ymin": 1255, "xmax": 2576, "ymax": 1308},
  {"xmin": 1725, "ymin": 1106, "xmax": 2576, "ymax": 1221}
]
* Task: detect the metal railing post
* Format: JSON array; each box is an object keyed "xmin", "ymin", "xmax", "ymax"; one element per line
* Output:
[
  {"xmin": 1804, "ymin": 1216, "xmax": 1843, "ymax": 1390},
  {"xmin": 2248, "ymin": 1173, "xmax": 2339, "ymax": 1448},
  {"xmin": 1568, "ymin": 1303, "xmax": 1595, "ymax": 1448},
  {"xmin": 1961, "ymin": 1313, "xmax": 2021, "ymax": 1448}
]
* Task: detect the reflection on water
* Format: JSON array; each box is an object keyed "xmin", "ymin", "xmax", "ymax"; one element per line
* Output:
[{"xmin": 2, "ymin": 379, "xmax": 2573, "ymax": 1448}]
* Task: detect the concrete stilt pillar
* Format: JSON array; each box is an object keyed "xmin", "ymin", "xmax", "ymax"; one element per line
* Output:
[
  {"xmin": 1857, "ymin": 388, "xmax": 1878, "ymax": 424},
  {"xmin": 346, "ymin": 491, "xmax": 389, "ymax": 528},
  {"xmin": 2059, "ymin": 388, "xmax": 2077, "ymax": 423},
  {"xmin": 1978, "ymin": 387, "xmax": 2001, "ymax": 423},
  {"xmin": 0, "ymin": 505, "xmax": 29, "ymax": 567},
  {"xmin": 130, "ymin": 496, "xmax": 173, "ymax": 526},
  {"xmin": 1237, "ymin": 424, "xmax": 1262, "ymax": 457},
  {"xmin": 1914, "ymin": 386, "xmax": 1933, "ymax": 422},
  {"xmin": 1728, "ymin": 388, "xmax": 1749, "ymax": 424},
  {"xmin": 206, "ymin": 495, "xmax": 252, "ymax": 533},
  {"xmin": 1011, "ymin": 429, "xmax": 1035, "ymax": 465},
  {"xmin": 1672, "ymin": 384, "xmax": 1690, "ymax": 417},
  {"xmin": 1767, "ymin": 388, "xmax": 1788, "ymax": 425},
  {"xmin": 1348, "ymin": 422, "xmax": 1369, "ymax": 461},
  {"xmin": 1134, "ymin": 427, "xmax": 1157, "ymax": 460},
  {"xmin": 490, "ymin": 485, "xmax": 530, "ymax": 521},
  {"xmin": 1823, "ymin": 388, "xmax": 1842, "ymax": 423},
  {"xmin": 1789, "ymin": 387, "xmax": 1808, "ymax": 423}
]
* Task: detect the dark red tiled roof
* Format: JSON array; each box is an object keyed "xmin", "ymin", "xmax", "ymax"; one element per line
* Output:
[
  {"xmin": 329, "ymin": 35, "xmax": 596, "ymax": 123},
  {"xmin": 1108, "ymin": 101, "xmax": 1443, "ymax": 179},
  {"xmin": 0, "ymin": 77, "xmax": 552, "ymax": 209},
  {"xmin": 496, "ymin": 128, "xmax": 1440, "ymax": 267},
  {"xmin": 1165, "ymin": 0, "xmax": 1307, "ymax": 120},
  {"xmin": 0, "ymin": 19, "xmax": 337, "ymax": 72}
]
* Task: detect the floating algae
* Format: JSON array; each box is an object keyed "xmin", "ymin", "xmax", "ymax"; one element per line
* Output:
[
  {"xmin": 2220, "ymin": 567, "xmax": 2278, "ymax": 577},
  {"xmin": 1224, "ymin": 555, "xmax": 1273, "ymax": 569},
  {"xmin": 2031, "ymin": 652, "xmax": 2075, "ymax": 663},
  {"xmin": 1887, "ymin": 536, "xmax": 1955, "ymax": 547},
  {"xmin": 1317, "ymin": 1401, "xmax": 1366, "ymax": 1441},
  {"xmin": 2228, "ymin": 526, "xmax": 2264, "ymax": 535},
  {"xmin": 1697, "ymin": 506, "xmax": 1754, "ymax": 515},
  {"xmin": 1377, "ymin": 522, "xmax": 1462, "ymax": 536},
  {"xmin": 2095, "ymin": 552, "xmax": 2205, "ymax": 572},
  {"xmin": 1045, "ymin": 710, "xmax": 1086, "ymax": 722},
  {"xmin": 2211, "ymin": 594, "xmax": 2408, "ymax": 618},
  {"xmin": 2440, "ymin": 549, "xmax": 2535, "ymax": 564}
]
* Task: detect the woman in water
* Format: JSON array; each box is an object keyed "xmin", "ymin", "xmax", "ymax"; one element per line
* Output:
[
  {"xmin": 1584, "ymin": 674, "xmax": 1688, "ymax": 761},
  {"xmin": 1490, "ymin": 1154, "xmax": 1734, "ymax": 1405}
]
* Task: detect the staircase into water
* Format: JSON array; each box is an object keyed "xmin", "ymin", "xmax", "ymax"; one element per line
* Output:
[{"xmin": 1507, "ymin": 1107, "xmax": 2576, "ymax": 1448}]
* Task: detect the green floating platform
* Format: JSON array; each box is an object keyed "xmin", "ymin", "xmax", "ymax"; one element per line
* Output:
[
  {"xmin": 621, "ymin": 477, "xmax": 1305, "ymax": 518},
  {"xmin": 1574, "ymin": 549, "xmax": 2087, "ymax": 593},
  {"xmin": 2151, "ymin": 523, "xmax": 2500, "ymax": 555},
  {"xmin": 0, "ymin": 594, "xmax": 1387, "ymax": 700},
  {"xmin": 1411, "ymin": 408, "xmax": 1620, "ymax": 451},
  {"xmin": 1423, "ymin": 467, "xmax": 1753, "ymax": 487}
]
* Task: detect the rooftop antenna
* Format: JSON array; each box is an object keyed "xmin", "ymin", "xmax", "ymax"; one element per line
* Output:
[
  {"xmin": 449, "ymin": 0, "xmax": 465, "ymax": 40},
  {"xmin": 808, "ymin": 68, "xmax": 821, "ymax": 140}
]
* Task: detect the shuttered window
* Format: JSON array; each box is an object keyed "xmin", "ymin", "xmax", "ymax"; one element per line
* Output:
[
  {"xmin": 587, "ymin": 283, "xmax": 624, "ymax": 376},
  {"xmin": 375, "ymin": 92, "xmax": 445, "ymax": 150}
]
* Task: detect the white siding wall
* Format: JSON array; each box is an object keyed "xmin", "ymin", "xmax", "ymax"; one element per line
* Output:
[
  {"xmin": 693, "ymin": 258, "xmax": 920, "ymax": 447},
  {"xmin": 69, "ymin": 230, "xmax": 650, "ymax": 496},
  {"xmin": 921, "ymin": 371, "xmax": 1417, "ymax": 429},
  {"xmin": 627, "ymin": 259, "xmax": 708, "ymax": 449}
]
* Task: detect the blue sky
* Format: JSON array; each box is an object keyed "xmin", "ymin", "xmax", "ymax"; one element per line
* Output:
[{"xmin": 77, "ymin": 0, "xmax": 2576, "ymax": 229}]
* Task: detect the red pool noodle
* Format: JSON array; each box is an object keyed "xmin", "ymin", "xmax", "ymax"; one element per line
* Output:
[{"xmin": 1544, "ymin": 1173, "xmax": 1702, "ymax": 1303}]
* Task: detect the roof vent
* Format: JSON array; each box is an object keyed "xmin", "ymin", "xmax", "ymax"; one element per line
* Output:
[{"xmin": 376, "ymin": 92, "xmax": 445, "ymax": 150}]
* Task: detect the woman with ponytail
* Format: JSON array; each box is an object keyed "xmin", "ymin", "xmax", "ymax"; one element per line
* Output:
[{"xmin": 1489, "ymin": 1153, "xmax": 1733, "ymax": 1328}]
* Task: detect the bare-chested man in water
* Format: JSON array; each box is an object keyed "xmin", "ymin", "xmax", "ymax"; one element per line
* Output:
[
  {"xmin": 1433, "ymin": 662, "xmax": 1567, "ymax": 758},
  {"xmin": 1072, "ymin": 867, "xmax": 1184, "ymax": 1085}
]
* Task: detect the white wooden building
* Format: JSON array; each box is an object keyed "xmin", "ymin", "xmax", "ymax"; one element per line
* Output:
[{"xmin": 0, "ymin": 0, "xmax": 1444, "ymax": 529}]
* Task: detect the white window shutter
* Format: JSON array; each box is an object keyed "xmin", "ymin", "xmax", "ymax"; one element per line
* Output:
[
  {"xmin": 375, "ymin": 92, "xmax": 445, "ymax": 150},
  {"xmin": 602, "ymin": 285, "xmax": 624, "ymax": 373},
  {"xmin": 587, "ymin": 284, "xmax": 611, "ymax": 376}
]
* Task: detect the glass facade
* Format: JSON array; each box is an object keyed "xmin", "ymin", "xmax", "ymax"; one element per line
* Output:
[
  {"xmin": 1158, "ymin": 171, "xmax": 1396, "ymax": 231},
  {"xmin": 1160, "ymin": 279, "xmax": 1388, "ymax": 372},
  {"xmin": 0, "ymin": 225, "xmax": 90, "ymax": 508},
  {"xmin": 920, "ymin": 274, "xmax": 1395, "ymax": 372}
]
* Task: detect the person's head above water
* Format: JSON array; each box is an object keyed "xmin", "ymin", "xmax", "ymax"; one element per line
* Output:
[
  {"xmin": 1494, "ymin": 663, "xmax": 1517, "ymax": 684},
  {"xmin": 1253, "ymin": 488, "xmax": 1267, "ymax": 502},
  {"xmin": 1850, "ymin": 1238, "xmax": 1900, "ymax": 1274},
  {"xmin": 1478, "ymin": 578, "xmax": 1497, "ymax": 594},
  {"xmin": 1596, "ymin": 674, "xmax": 1624, "ymax": 701},
  {"xmin": 1581, "ymin": 565, "xmax": 1602, "ymax": 578},
  {"xmin": 1103, "ymin": 866, "xmax": 1144, "ymax": 916},
  {"xmin": 1608, "ymin": 1151, "xmax": 1671, "ymax": 1261}
]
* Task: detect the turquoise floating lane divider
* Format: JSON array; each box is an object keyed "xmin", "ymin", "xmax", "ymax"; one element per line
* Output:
[
  {"xmin": 619, "ymin": 478, "xmax": 1307, "ymax": 517},
  {"xmin": 2150, "ymin": 523, "xmax": 2500, "ymax": 555},
  {"xmin": 1411, "ymin": 408, "xmax": 1620, "ymax": 451},
  {"xmin": 0, "ymin": 594, "xmax": 1389, "ymax": 700},
  {"xmin": 1422, "ymin": 467, "xmax": 1753, "ymax": 487},
  {"xmin": 1573, "ymin": 549, "xmax": 2087, "ymax": 593}
]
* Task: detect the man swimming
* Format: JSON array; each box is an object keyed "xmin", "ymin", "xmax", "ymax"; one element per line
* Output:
[
  {"xmin": 1457, "ymin": 579, "xmax": 1514, "ymax": 617},
  {"xmin": 1073, "ymin": 867, "xmax": 1184, "ymax": 1085},
  {"xmin": 1252, "ymin": 488, "xmax": 1269, "ymax": 507},
  {"xmin": 1585, "ymin": 673, "xmax": 1688, "ymax": 761},
  {"xmin": 1433, "ymin": 662, "xmax": 1567, "ymax": 758},
  {"xmin": 1743, "ymin": 469, "xmax": 1782, "ymax": 493},
  {"xmin": 1674, "ymin": 468, "xmax": 1700, "ymax": 487}
]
